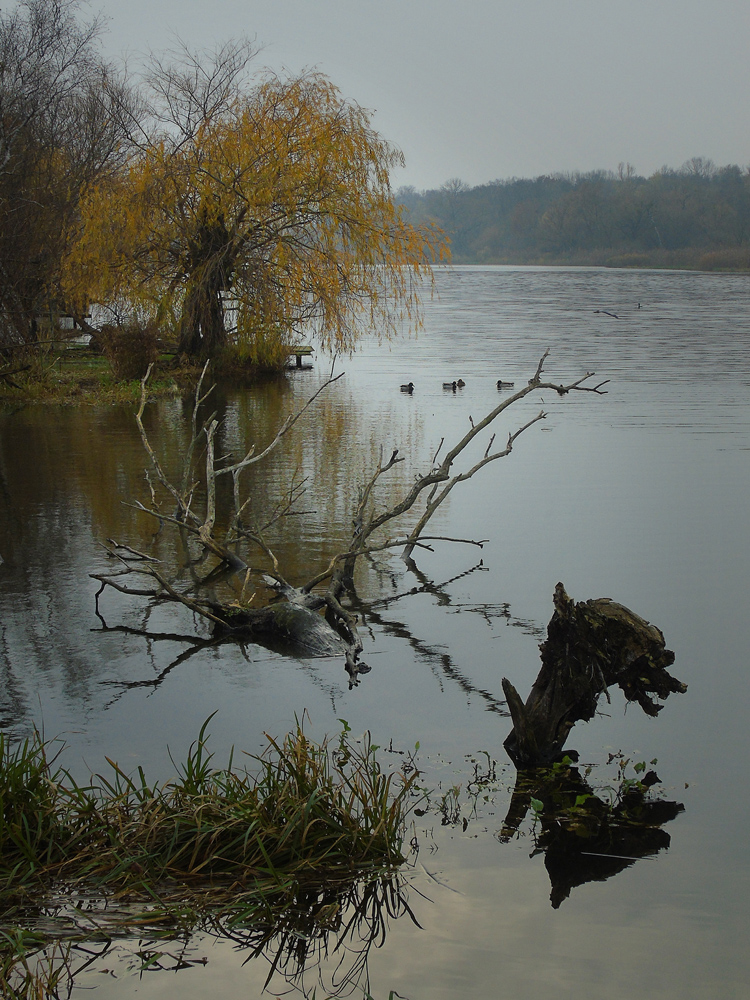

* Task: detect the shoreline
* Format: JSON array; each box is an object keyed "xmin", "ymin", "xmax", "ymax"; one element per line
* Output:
[{"xmin": 446, "ymin": 248, "xmax": 750, "ymax": 272}]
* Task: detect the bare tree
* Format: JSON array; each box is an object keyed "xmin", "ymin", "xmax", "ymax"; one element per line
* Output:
[
  {"xmin": 0, "ymin": 0, "xmax": 133, "ymax": 346},
  {"xmin": 93, "ymin": 352, "xmax": 608, "ymax": 685}
]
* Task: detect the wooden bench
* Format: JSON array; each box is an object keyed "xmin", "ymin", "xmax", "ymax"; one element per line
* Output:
[{"xmin": 288, "ymin": 345, "xmax": 314, "ymax": 368}]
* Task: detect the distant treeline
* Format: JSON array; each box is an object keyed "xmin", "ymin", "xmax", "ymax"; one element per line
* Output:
[{"xmin": 396, "ymin": 159, "xmax": 750, "ymax": 270}]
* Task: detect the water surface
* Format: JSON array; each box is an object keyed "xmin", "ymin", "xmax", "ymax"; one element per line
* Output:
[{"xmin": 1, "ymin": 266, "xmax": 749, "ymax": 998}]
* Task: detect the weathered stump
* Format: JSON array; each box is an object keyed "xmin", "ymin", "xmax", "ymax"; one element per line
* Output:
[{"xmin": 502, "ymin": 583, "xmax": 687, "ymax": 766}]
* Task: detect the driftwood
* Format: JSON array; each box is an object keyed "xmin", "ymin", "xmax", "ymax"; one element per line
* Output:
[
  {"xmin": 502, "ymin": 583, "xmax": 687, "ymax": 766},
  {"xmin": 209, "ymin": 594, "xmax": 371, "ymax": 678},
  {"xmin": 212, "ymin": 603, "xmax": 345, "ymax": 655}
]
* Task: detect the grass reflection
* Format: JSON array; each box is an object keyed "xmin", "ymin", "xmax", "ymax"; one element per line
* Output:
[
  {"xmin": 1, "ymin": 873, "xmax": 419, "ymax": 999},
  {"xmin": 0, "ymin": 719, "xmax": 419, "ymax": 997}
]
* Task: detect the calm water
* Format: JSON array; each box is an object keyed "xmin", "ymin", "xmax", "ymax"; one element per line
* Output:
[{"xmin": 1, "ymin": 266, "xmax": 749, "ymax": 998}]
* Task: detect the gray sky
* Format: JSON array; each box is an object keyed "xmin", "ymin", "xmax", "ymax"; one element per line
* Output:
[{"xmin": 89, "ymin": 0, "xmax": 750, "ymax": 190}]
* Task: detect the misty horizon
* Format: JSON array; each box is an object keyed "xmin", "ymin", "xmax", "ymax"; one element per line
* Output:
[
  {"xmin": 396, "ymin": 156, "xmax": 747, "ymax": 196},
  {"xmin": 69, "ymin": 0, "xmax": 750, "ymax": 191}
]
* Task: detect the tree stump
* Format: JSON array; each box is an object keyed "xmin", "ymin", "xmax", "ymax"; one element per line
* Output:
[{"xmin": 502, "ymin": 583, "xmax": 687, "ymax": 766}]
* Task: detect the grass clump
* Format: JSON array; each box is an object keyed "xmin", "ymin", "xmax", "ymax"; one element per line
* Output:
[
  {"xmin": 0, "ymin": 720, "xmax": 418, "ymax": 995},
  {"xmin": 0, "ymin": 718, "xmax": 415, "ymax": 898}
]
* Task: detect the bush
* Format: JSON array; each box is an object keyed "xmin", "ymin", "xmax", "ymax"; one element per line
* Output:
[{"xmin": 97, "ymin": 320, "xmax": 159, "ymax": 381}]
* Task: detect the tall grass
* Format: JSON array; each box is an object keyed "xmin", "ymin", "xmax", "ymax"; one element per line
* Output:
[
  {"xmin": 0, "ymin": 720, "xmax": 418, "ymax": 995},
  {"xmin": 0, "ymin": 719, "xmax": 415, "ymax": 895}
]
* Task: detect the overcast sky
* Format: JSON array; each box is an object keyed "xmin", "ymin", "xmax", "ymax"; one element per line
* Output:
[{"xmin": 87, "ymin": 0, "xmax": 750, "ymax": 190}]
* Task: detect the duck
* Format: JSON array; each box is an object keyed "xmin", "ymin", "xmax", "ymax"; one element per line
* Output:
[
  {"xmin": 400, "ymin": 382, "xmax": 414, "ymax": 393},
  {"xmin": 497, "ymin": 380, "xmax": 515, "ymax": 389},
  {"xmin": 442, "ymin": 381, "xmax": 457, "ymax": 390},
  {"xmin": 456, "ymin": 379, "xmax": 466, "ymax": 388}
]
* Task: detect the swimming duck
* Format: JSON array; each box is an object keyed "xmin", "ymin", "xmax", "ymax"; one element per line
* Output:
[
  {"xmin": 456, "ymin": 379, "xmax": 466, "ymax": 388},
  {"xmin": 442, "ymin": 381, "xmax": 457, "ymax": 390},
  {"xmin": 400, "ymin": 382, "xmax": 414, "ymax": 393},
  {"xmin": 497, "ymin": 380, "xmax": 515, "ymax": 389}
]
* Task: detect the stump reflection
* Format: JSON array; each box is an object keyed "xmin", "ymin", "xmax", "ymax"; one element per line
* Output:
[{"xmin": 499, "ymin": 758, "xmax": 685, "ymax": 908}]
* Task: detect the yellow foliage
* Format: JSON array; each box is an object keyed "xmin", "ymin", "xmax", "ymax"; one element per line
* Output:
[{"xmin": 64, "ymin": 71, "xmax": 448, "ymax": 361}]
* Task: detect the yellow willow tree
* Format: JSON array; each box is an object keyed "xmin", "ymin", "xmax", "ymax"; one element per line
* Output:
[{"xmin": 64, "ymin": 44, "xmax": 447, "ymax": 362}]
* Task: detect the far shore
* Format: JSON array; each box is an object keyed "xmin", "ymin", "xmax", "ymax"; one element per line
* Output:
[{"xmin": 447, "ymin": 247, "xmax": 750, "ymax": 272}]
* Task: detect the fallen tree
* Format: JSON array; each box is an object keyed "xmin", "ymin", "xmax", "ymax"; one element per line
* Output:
[
  {"xmin": 92, "ymin": 352, "xmax": 608, "ymax": 684},
  {"xmin": 502, "ymin": 583, "xmax": 687, "ymax": 766}
]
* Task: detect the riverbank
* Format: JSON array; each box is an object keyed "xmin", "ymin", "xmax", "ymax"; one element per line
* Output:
[
  {"xmin": 449, "ymin": 246, "xmax": 750, "ymax": 271},
  {"xmin": 0, "ymin": 346, "xmax": 288, "ymax": 406}
]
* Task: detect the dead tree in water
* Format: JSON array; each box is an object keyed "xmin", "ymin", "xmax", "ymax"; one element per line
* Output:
[
  {"xmin": 502, "ymin": 583, "xmax": 687, "ymax": 766},
  {"xmin": 92, "ymin": 353, "xmax": 608, "ymax": 685}
]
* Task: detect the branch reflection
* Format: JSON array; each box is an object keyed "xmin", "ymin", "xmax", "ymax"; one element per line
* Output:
[{"xmin": 91, "ymin": 560, "xmax": 534, "ymax": 717}]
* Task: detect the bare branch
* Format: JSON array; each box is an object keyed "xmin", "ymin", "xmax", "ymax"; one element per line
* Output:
[
  {"xmin": 91, "ymin": 573, "xmax": 160, "ymax": 598},
  {"xmin": 221, "ymin": 370, "xmax": 346, "ymax": 472},
  {"xmin": 180, "ymin": 359, "xmax": 213, "ymax": 499},
  {"xmin": 400, "ymin": 412, "xmax": 546, "ymax": 559},
  {"xmin": 135, "ymin": 364, "xmax": 195, "ymax": 519},
  {"xmin": 313, "ymin": 352, "xmax": 603, "ymax": 598},
  {"xmin": 97, "ymin": 351, "xmax": 605, "ymax": 687},
  {"xmin": 104, "ymin": 538, "xmax": 160, "ymax": 562}
]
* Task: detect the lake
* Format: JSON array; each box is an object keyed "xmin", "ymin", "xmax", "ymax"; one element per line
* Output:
[{"xmin": 1, "ymin": 265, "xmax": 749, "ymax": 998}]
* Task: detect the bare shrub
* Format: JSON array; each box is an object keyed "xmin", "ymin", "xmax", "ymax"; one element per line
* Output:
[{"xmin": 98, "ymin": 320, "xmax": 159, "ymax": 380}]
